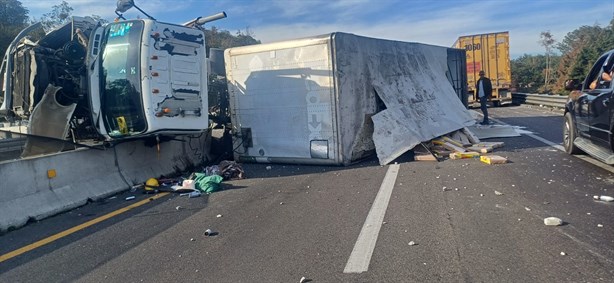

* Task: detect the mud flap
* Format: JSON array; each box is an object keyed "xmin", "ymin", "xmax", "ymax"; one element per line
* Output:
[{"xmin": 21, "ymin": 85, "xmax": 76, "ymax": 157}]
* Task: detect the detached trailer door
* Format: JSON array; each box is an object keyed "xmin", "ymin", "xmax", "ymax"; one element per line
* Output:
[{"xmin": 225, "ymin": 36, "xmax": 340, "ymax": 165}]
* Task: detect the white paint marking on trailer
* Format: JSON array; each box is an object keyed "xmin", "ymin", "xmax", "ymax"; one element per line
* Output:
[{"xmin": 344, "ymin": 164, "xmax": 400, "ymax": 274}]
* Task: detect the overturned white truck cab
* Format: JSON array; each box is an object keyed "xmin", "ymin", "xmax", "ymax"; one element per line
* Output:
[
  {"xmin": 225, "ymin": 33, "xmax": 474, "ymax": 166},
  {"xmin": 1, "ymin": 13, "xmax": 225, "ymax": 154}
]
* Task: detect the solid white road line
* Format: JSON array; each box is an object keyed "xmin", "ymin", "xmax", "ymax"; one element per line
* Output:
[
  {"xmin": 344, "ymin": 164, "xmax": 400, "ymax": 274},
  {"xmin": 490, "ymin": 117, "xmax": 614, "ymax": 174},
  {"xmin": 526, "ymin": 132, "xmax": 565, "ymax": 151}
]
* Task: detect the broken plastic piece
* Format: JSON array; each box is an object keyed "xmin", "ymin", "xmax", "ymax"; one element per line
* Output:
[
  {"xmin": 593, "ymin": 195, "xmax": 614, "ymax": 202},
  {"xmin": 182, "ymin": 179, "xmax": 196, "ymax": 191},
  {"xmin": 188, "ymin": 191, "xmax": 202, "ymax": 198},
  {"xmin": 544, "ymin": 217, "xmax": 563, "ymax": 226},
  {"xmin": 204, "ymin": 229, "xmax": 213, "ymax": 236},
  {"xmin": 125, "ymin": 196, "xmax": 136, "ymax": 201}
]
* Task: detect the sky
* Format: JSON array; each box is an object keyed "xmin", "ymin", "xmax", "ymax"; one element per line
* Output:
[{"xmin": 20, "ymin": 0, "xmax": 614, "ymax": 59}]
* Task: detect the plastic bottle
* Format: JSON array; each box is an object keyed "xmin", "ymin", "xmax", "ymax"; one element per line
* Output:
[{"xmin": 593, "ymin": 195, "xmax": 614, "ymax": 202}]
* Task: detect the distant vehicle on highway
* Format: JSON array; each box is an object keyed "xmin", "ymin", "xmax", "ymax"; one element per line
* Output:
[
  {"xmin": 453, "ymin": 31, "xmax": 512, "ymax": 107},
  {"xmin": 563, "ymin": 50, "xmax": 614, "ymax": 165}
]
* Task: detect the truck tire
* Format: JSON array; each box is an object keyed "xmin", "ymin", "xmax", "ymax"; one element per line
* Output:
[
  {"xmin": 563, "ymin": 112, "xmax": 581, "ymax": 154},
  {"xmin": 493, "ymin": 100, "xmax": 501, "ymax": 107}
]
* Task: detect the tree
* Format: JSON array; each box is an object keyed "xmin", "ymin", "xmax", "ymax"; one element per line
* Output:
[
  {"xmin": 539, "ymin": 31, "xmax": 556, "ymax": 89},
  {"xmin": 512, "ymin": 54, "xmax": 547, "ymax": 93},
  {"xmin": 552, "ymin": 21, "xmax": 614, "ymax": 93},
  {"xmin": 90, "ymin": 14, "xmax": 109, "ymax": 25},
  {"xmin": 0, "ymin": 0, "xmax": 30, "ymax": 56},
  {"xmin": 39, "ymin": 1, "xmax": 73, "ymax": 32},
  {"xmin": 204, "ymin": 26, "xmax": 260, "ymax": 56}
]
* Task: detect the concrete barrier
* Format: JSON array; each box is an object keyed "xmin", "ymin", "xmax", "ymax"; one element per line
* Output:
[{"xmin": 0, "ymin": 134, "xmax": 209, "ymax": 232}]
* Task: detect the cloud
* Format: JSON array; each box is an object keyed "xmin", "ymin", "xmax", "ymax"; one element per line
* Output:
[
  {"xmin": 19, "ymin": 0, "xmax": 614, "ymax": 59},
  {"xmin": 22, "ymin": 0, "xmax": 197, "ymax": 21},
  {"xmin": 246, "ymin": 0, "xmax": 613, "ymax": 59}
]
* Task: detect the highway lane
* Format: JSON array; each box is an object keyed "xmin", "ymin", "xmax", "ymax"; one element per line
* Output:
[{"xmin": 1, "ymin": 105, "xmax": 613, "ymax": 282}]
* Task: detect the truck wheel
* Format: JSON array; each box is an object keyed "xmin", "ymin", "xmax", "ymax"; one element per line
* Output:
[
  {"xmin": 493, "ymin": 100, "xmax": 501, "ymax": 107},
  {"xmin": 563, "ymin": 112, "xmax": 581, "ymax": 154}
]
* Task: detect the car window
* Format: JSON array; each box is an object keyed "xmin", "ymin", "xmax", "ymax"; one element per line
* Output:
[
  {"xmin": 586, "ymin": 54, "xmax": 609, "ymax": 91},
  {"xmin": 597, "ymin": 54, "xmax": 614, "ymax": 89}
]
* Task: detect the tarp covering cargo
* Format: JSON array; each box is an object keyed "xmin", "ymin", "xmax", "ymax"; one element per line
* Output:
[{"xmin": 225, "ymin": 32, "xmax": 474, "ymax": 165}]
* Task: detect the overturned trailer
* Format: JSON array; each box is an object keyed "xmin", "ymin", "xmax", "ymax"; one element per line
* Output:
[{"xmin": 225, "ymin": 32, "xmax": 474, "ymax": 166}]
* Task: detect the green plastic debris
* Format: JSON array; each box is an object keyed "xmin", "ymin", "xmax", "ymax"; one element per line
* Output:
[{"xmin": 193, "ymin": 173, "xmax": 224, "ymax": 193}]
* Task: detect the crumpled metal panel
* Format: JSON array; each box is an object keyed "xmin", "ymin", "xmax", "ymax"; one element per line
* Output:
[
  {"xmin": 333, "ymin": 33, "xmax": 475, "ymax": 165},
  {"xmin": 21, "ymin": 85, "xmax": 76, "ymax": 157}
]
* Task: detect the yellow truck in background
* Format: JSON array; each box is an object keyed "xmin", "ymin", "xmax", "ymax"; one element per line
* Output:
[{"xmin": 453, "ymin": 32, "xmax": 511, "ymax": 106}]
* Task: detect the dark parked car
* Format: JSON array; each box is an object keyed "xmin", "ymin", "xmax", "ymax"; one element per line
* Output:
[{"xmin": 563, "ymin": 50, "xmax": 614, "ymax": 165}]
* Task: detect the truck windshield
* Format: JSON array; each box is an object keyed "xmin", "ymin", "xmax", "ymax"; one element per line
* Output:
[{"xmin": 99, "ymin": 21, "xmax": 146, "ymax": 137}]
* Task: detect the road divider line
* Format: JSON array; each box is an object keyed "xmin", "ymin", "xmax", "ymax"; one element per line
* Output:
[
  {"xmin": 344, "ymin": 164, "xmax": 399, "ymax": 274},
  {"xmin": 0, "ymin": 193, "xmax": 169, "ymax": 263},
  {"xmin": 525, "ymin": 132, "xmax": 565, "ymax": 151},
  {"xmin": 490, "ymin": 117, "xmax": 614, "ymax": 174}
]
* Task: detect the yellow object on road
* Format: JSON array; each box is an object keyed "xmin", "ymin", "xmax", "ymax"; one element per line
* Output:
[
  {"xmin": 450, "ymin": 152, "xmax": 480, "ymax": 160},
  {"xmin": 145, "ymin": 178, "xmax": 159, "ymax": 191},
  {"xmin": 480, "ymin": 155, "xmax": 508, "ymax": 164}
]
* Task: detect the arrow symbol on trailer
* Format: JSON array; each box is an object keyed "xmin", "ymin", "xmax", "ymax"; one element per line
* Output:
[{"xmin": 309, "ymin": 114, "xmax": 321, "ymax": 130}]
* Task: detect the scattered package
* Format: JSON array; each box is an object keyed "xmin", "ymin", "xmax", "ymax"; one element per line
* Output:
[
  {"xmin": 411, "ymin": 127, "xmax": 509, "ymax": 164},
  {"xmin": 138, "ymin": 160, "xmax": 246, "ymax": 197}
]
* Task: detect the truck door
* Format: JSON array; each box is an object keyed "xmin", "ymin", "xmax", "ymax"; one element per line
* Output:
[
  {"xmin": 589, "ymin": 91, "xmax": 613, "ymax": 144},
  {"xmin": 586, "ymin": 88, "xmax": 612, "ymax": 143},
  {"xmin": 579, "ymin": 54, "xmax": 609, "ymax": 138},
  {"xmin": 589, "ymin": 53, "xmax": 614, "ymax": 144},
  {"xmin": 575, "ymin": 92, "xmax": 590, "ymax": 137},
  {"xmin": 588, "ymin": 53, "xmax": 614, "ymax": 144}
]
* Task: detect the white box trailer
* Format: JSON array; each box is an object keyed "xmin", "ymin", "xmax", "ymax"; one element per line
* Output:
[{"xmin": 224, "ymin": 32, "xmax": 474, "ymax": 166}]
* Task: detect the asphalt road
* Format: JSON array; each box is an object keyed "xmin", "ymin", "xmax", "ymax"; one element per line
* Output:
[{"xmin": 1, "ymin": 105, "xmax": 613, "ymax": 282}]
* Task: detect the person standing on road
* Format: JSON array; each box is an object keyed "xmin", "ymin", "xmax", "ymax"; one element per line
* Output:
[{"xmin": 476, "ymin": 70, "xmax": 492, "ymax": 125}]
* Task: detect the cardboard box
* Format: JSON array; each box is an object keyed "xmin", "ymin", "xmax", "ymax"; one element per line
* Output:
[
  {"xmin": 449, "ymin": 152, "xmax": 480, "ymax": 159},
  {"xmin": 480, "ymin": 155, "xmax": 508, "ymax": 164}
]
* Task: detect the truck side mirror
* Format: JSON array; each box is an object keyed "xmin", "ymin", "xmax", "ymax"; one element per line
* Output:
[
  {"xmin": 115, "ymin": 0, "xmax": 155, "ymax": 20},
  {"xmin": 116, "ymin": 0, "xmax": 134, "ymax": 13}
]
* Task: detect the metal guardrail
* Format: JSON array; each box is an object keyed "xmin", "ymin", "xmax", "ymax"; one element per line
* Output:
[{"xmin": 512, "ymin": 92, "xmax": 567, "ymax": 109}]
